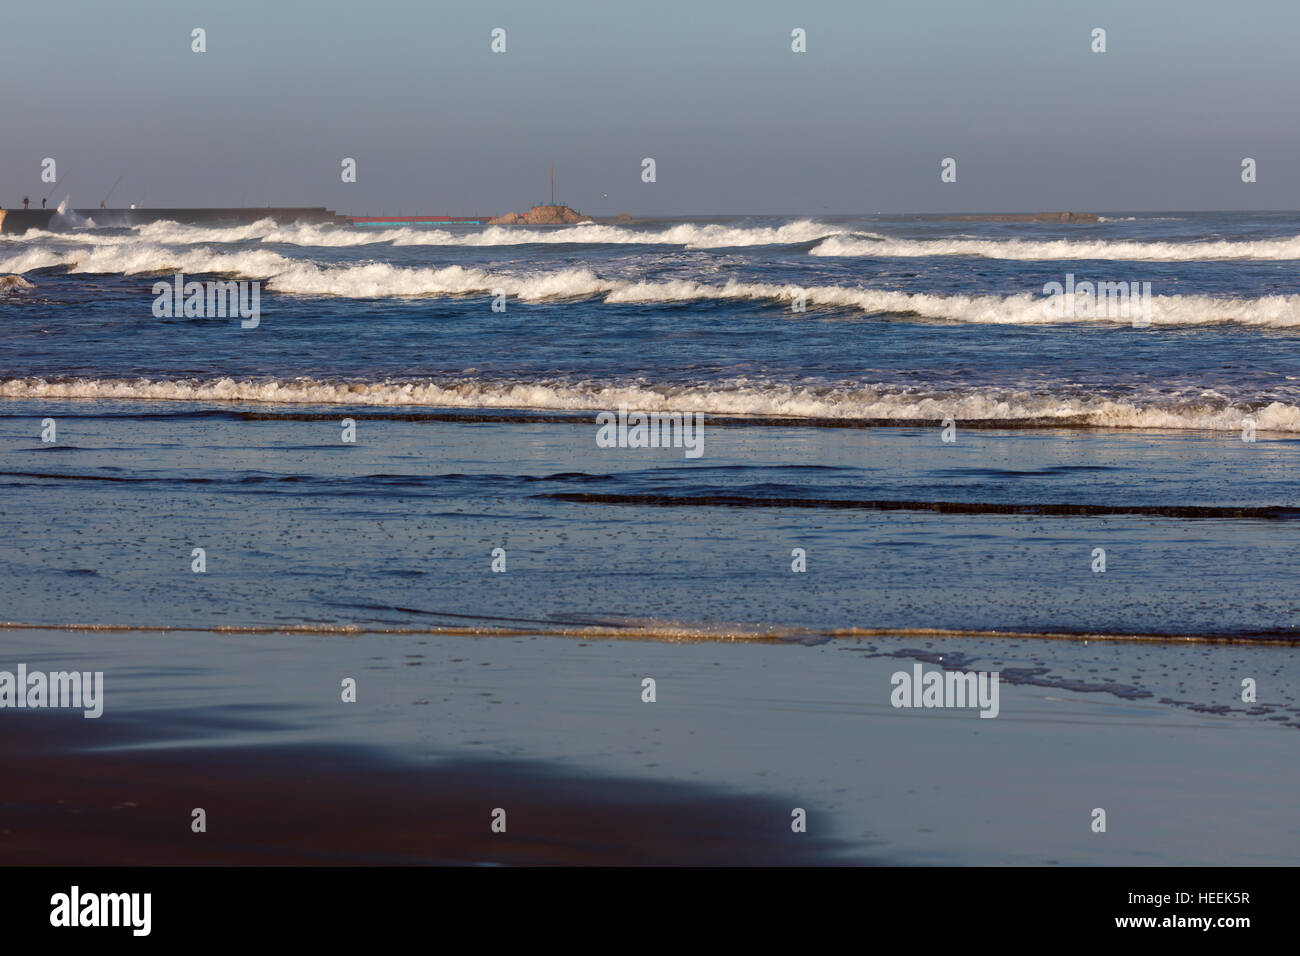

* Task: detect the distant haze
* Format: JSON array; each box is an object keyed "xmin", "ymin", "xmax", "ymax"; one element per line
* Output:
[{"xmin": 2, "ymin": 0, "xmax": 1296, "ymax": 216}]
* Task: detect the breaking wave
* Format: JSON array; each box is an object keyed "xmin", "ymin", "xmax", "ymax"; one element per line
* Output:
[
  {"xmin": 10, "ymin": 217, "xmax": 1299, "ymax": 261},
  {"xmin": 810, "ymin": 234, "xmax": 1300, "ymax": 261},
  {"xmin": 4, "ymin": 218, "xmax": 847, "ymax": 250},
  {"xmin": 5, "ymin": 375, "xmax": 1300, "ymax": 432},
  {"xmin": 6, "ymin": 242, "xmax": 1300, "ymax": 325}
]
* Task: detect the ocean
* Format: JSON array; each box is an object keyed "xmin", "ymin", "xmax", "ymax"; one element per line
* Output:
[
  {"xmin": 3, "ymin": 211, "xmax": 1300, "ymax": 638},
  {"xmin": 2, "ymin": 211, "xmax": 1298, "ymax": 864}
]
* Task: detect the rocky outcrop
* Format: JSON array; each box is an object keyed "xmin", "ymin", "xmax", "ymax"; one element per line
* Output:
[{"xmin": 488, "ymin": 205, "xmax": 593, "ymax": 225}]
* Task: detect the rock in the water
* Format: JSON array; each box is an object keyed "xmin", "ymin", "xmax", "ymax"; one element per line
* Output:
[{"xmin": 488, "ymin": 205, "xmax": 593, "ymax": 225}]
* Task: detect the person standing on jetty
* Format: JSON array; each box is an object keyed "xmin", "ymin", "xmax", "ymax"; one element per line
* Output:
[{"xmin": 22, "ymin": 196, "xmax": 29, "ymax": 209}]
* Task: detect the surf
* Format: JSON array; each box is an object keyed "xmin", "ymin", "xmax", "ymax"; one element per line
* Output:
[{"xmin": 6, "ymin": 375, "xmax": 1300, "ymax": 432}]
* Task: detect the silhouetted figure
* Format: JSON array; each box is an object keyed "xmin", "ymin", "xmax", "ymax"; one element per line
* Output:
[
  {"xmin": 41, "ymin": 198, "xmax": 46, "ymax": 208},
  {"xmin": 22, "ymin": 196, "xmax": 29, "ymax": 209},
  {"xmin": 100, "ymin": 200, "xmax": 106, "ymax": 209}
]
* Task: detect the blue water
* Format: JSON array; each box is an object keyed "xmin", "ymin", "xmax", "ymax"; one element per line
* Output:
[
  {"xmin": 8, "ymin": 211, "xmax": 1300, "ymax": 871},
  {"xmin": 2, "ymin": 211, "xmax": 1300, "ymax": 418},
  {"xmin": 2, "ymin": 211, "xmax": 1300, "ymax": 638}
]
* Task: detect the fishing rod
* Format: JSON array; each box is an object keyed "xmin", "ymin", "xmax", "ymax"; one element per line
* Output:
[{"xmin": 101, "ymin": 172, "xmax": 125, "ymax": 207}]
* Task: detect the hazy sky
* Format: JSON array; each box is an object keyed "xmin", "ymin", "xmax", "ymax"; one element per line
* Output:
[{"xmin": 3, "ymin": 0, "xmax": 1297, "ymax": 215}]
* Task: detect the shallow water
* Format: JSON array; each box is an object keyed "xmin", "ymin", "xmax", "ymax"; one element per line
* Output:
[{"xmin": 2, "ymin": 405, "xmax": 1299, "ymax": 643}]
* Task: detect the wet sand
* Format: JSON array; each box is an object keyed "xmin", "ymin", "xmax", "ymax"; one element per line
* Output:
[
  {"xmin": 1, "ymin": 626, "xmax": 1297, "ymax": 866},
  {"xmin": 0, "ymin": 712, "xmax": 857, "ymax": 865}
]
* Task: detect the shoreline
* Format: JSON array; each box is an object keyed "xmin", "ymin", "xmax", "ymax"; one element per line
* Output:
[
  {"xmin": 4, "ymin": 619, "xmax": 1300, "ymax": 646},
  {"xmin": 2, "ymin": 393, "xmax": 1297, "ymax": 437}
]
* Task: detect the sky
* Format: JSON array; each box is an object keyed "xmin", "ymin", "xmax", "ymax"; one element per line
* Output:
[{"xmin": 2, "ymin": 0, "xmax": 1297, "ymax": 216}]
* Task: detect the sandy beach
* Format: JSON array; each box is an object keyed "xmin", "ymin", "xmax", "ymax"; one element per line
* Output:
[{"xmin": 1, "ymin": 623, "xmax": 1296, "ymax": 865}]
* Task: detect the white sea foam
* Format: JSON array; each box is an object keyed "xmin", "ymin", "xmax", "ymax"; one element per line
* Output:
[
  {"xmin": 4, "ymin": 376, "xmax": 1299, "ymax": 432},
  {"xmin": 0, "ymin": 242, "xmax": 297, "ymax": 281},
  {"xmin": 389, "ymin": 219, "xmax": 848, "ymax": 249},
  {"xmin": 266, "ymin": 261, "xmax": 619, "ymax": 299},
  {"xmin": 3, "ymin": 218, "xmax": 847, "ymax": 250},
  {"xmin": 268, "ymin": 271, "xmax": 1300, "ymax": 328},
  {"xmin": 810, "ymin": 234, "xmax": 1300, "ymax": 261},
  {"xmin": 9, "ymin": 217, "xmax": 1290, "ymax": 261},
  {"xmin": 5, "ymin": 242, "xmax": 1300, "ymax": 326}
]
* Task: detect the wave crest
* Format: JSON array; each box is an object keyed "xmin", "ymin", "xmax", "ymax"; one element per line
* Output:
[
  {"xmin": 7, "ymin": 243, "xmax": 1300, "ymax": 326},
  {"xmin": 810, "ymin": 234, "xmax": 1300, "ymax": 261},
  {"xmin": 5, "ymin": 218, "xmax": 846, "ymax": 250},
  {"xmin": 5, "ymin": 376, "xmax": 1299, "ymax": 432}
]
